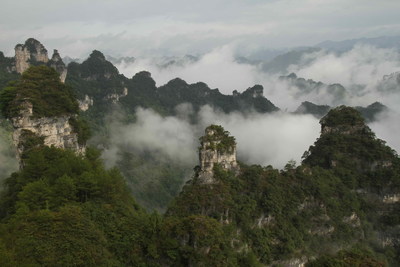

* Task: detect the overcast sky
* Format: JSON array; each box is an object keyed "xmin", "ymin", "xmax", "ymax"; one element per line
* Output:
[{"xmin": 1, "ymin": 0, "xmax": 400, "ymax": 58}]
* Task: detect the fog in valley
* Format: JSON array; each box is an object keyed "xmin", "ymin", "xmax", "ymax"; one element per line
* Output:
[{"xmin": 101, "ymin": 44, "xmax": 400, "ymax": 173}]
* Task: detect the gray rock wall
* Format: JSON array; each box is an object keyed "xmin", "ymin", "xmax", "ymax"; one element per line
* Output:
[
  {"xmin": 11, "ymin": 101, "xmax": 85, "ymax": 160},
  {"xmin": 197, "ymin": 127, "xmax": 239, "ymax": 183}
]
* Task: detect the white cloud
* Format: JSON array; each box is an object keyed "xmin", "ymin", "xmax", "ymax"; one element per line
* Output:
[
  {"xmin": 116, "ymin": 45, "xmax": 258, "ymax": 93},
  {"xmin": 289, "ymin": 45, "xmax": 400, "ymax": 90},
  {"xmin": 103, "ymin": 105, "xmax": 320, "ymax": 170},
  {"xmin": 1, "ymin": 0, "xmax": 400, "ymax": 57}
]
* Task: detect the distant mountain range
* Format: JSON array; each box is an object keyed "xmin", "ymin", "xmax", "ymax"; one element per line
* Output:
[{"xmin": 316, "ymin": 35, "xmax": 400, "ymax": 52}]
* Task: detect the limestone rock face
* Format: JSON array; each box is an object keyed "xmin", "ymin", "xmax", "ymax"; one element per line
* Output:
[
  {"xmin": 78, "ymin": 95, "xmax": 94, "ymax": 111},
  {"xmin": 197, "ymin": 125, "xmax": 239, "ymax": 184},
  {"xmin": 12, "ymin": 101, "xmax": 85, "ymax": 159},
  {"xmin": 14, "ymin": 38, "xmax": 49, "ymax": 73},
  {"xmin": 49, "ymin": 49, "xmax": 68, "ymax": 83},
  {"xmin": 12, "ymin": 39, "xmax": 68, "ymax": 83},
  {"xmin": 104, "ymin": 87, "xmax": 128, "ymax": 103}
]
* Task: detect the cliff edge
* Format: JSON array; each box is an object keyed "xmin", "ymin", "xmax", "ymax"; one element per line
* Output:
[
  {"xmin": 0, "ymin": 66, "xmax": 87, "ymax": 161},
  {"xmin": 197, "ymin": 125, "xmax": 239, "ymax": 184}
]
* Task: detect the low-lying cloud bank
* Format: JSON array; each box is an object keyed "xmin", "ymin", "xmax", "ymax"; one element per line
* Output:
[
  {"xmin": 113, "ymin": 44, "xmax": 400, "ymax": 157},
  {"xmin": 115, "ymin": 44, "xmax": 400, "ymax": 107},
  {"xmin": 103, "ymin": 105, "xmax": 320, "ymax": 170},
  {"xmin": 288, "ymin": 45, "xmax": 400, "ymax": 90}
]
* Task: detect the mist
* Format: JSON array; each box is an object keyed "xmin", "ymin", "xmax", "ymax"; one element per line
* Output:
[
  {"xmin": 196, "ymin": 106, "xmax": 320, "ymax": 168},
  {"xmin": 102, "ymin": 107, "xmax": 198, "ymax": 169},
  {"xmin": 116, "ymin": 45, "xmax": 258, "ymax": 94},
  {"xmin": 113, "ymin": 44, "xmax": 400, "ymax": 156},
  {"xmin": 103, "ymin": 105, "xmax": 320, "ymax": 171},
  {"xmin": 288, "ymin": 45, "xmax": 400, "ymax": 91}
]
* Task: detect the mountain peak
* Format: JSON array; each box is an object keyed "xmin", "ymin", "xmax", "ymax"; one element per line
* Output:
[
  {"xmin": 89, "ymin": 50, "xmax": 106, "ymax": 60},
  {"xmin": 197, "ymin": 125, "xmax": 239, "ymax": 184},
  {"xmin": 320, "ymin": 106, "xmax": 366, "ymax": 135},
  {"xmin": 303, "ymin": 106, "xmax": 395, "ymax": 172},
  {"xmin": 16, "ymin": 38, "xmax": 47, "ymax": 54},
  {"xmin": 14, "ymin": 38, "xmax": 49, "ymax": 73},
  {"xmin": 243, "ymin": 84, "xmax": 264, "ymax": 98}
]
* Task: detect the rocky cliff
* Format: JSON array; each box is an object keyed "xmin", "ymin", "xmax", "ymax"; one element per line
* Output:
[
  {"xmin": 14, "ymin": 38, "xmax": 49, "ymax": 73},
  {"xmin": 48, "ymin": 49, "xmax": 68, "ymax": 83},
  {"xmin": 197, "ymin": 125, "xmax": 239, "ymax": 184},
  {"xmin": 12, "ymin": 38, "xmax": 67, "ymax": 82},
  {"xmin": 0, "ymin": 66, "xmax": 86, "ymax": 162},
  {"xmin": 11, "ymin": 100, "xmax": 85, "ymax": 160}
]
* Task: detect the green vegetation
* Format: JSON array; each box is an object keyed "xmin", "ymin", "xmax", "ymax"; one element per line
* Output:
[
  {"xmin": 69, "ymin": 116, "xmax": 91, "ymax": 145},
  {"xmin": 64, "ymin": 53, "xmax": 277, "ymax": 211},
  {"xmin": 1, "ymin": 42, "xmax": 399, "ymax": 265},
  {"xmin": 0, "ymin": 66, "xmax": 79, "ymax": 118},
  {"xmin": 0, "ymin": 146, "xmax": 157, "ymax": 266},
  {"xmin": 306, "ymin": 248, "xmax": 386, "ymax": 267},
  {"xmin": 165, "ymin": 117, "xmax": 400, "ymax": 266},
  {"xmin": 0, "ymin": 52, "xmax": 19, "ymax": 90},
  {"xmin": 303, "ymin": 106, "xmax": 399, "ymax": 192},
  {"xmin": 0, "ymin": 100, "xmax": 399, "ymax": 266},
  {"xmin": 18, "ymin": 130, "xmax": 45, "ymax": 158},
  {"xmin": 199, "ymin": 125, "xmax": 236, "ymax": 153},
  {"xmin": 0, "ymin": 65, "xmax": 90, "ymax": 146},
  {"xmin": 0, "ymin": 116, "xmax": 17, "ymax": 180},
  {"xmin": 321, "ymin": 106, "xmax": 365, "ymax": 128},
  {"xmin": 116, "ymin": 150, "xmax": 192, "ymax": 212}
]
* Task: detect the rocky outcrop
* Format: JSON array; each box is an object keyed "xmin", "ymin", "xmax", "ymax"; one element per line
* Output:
[
  {"xmin": 78, "ymin": 95, "xmax": 94, "ymax": 111},
  {"xmin": 48, "ymin": 49, "xmax": 68, "ymax": 83},
  {"xmin": 11, "ymin": 100, "xmax": 85, "ymax": 160},
  {"xmin": 273, "ymin": 257, "xmax": 308, "ymax": 267},
  {"xmin": 80, "ymin": 50, "xmax": 120, "ymax": 81},
  {"xmin": 197, "ymin": 125, "xmax": 239, "ymax": 184},
  {"xmin": 320, "ymin": 106, "xmax": 368, "ymax": 135},
  {"xmin": 14, "ymin": 38, "xmax": 49, "ymax": 73},
  {"xmin": 382, "ymin": 194, "xmax": 400, "ymax": 204},
  {"xmin": 104, "ymin": 87, "xmax": 128, "ymax": 103},
  {"xmin": 11, "ymin": 39, "xmax": 68, "ymax": 82}
]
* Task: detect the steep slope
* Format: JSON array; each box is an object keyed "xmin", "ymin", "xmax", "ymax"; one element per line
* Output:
[
  {"xmin": 0, "ymin": 52, "xmax": 19, "ymax": 90},
  {"xmin": 0, "ymin": 66, "xmax": 89, "ymax": 160},
  {"xmin": 1, "ymin": 68, "xmax": 398, "ymax": 266},
  {"xmin": 64, "ymin": 50, "xmax": 278, "ymax": 211},
  {"xmin": 0, "ymin": 146, "xmax": 157, "ymax": 266},
  {"xmin": 166, "ymin": 108, "xmax": 400, "ymax": 266},
  {"xmin": 66, "ymin": 50, "xmax": 278, "ymax": 117}
]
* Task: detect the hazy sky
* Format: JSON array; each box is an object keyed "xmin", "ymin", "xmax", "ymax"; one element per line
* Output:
[{"xmin": 1, "ymin": 0, "xmax": 400, "ymax": 58}]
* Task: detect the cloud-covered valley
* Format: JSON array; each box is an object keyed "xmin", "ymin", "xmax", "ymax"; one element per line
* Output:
[
  {"xmin": 103, "ymin": 105, "xmax": 320, "ymax": 171},
  {"xmin": 105, "ymin": 44, "xmax": 400, "ymax": 172}
]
